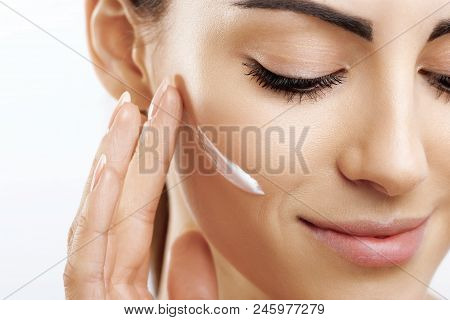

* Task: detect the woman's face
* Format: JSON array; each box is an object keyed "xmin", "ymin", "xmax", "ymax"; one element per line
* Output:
[{"xmin": 145, "ymin": 0, "xmax": 450, "ymax": 298}]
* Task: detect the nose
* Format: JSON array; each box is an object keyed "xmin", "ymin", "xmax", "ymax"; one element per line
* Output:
[{"xmin": 337, "ymin": 95, "xmax": 428, "ymax": 198}]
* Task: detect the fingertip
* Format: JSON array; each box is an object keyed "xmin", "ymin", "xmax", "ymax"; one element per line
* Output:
[
  {"xmin": 115, "ymin": 102, "xmax": 142, "ymax": 127},
  {"xmin": 108, "ymin": 91, "xmax": 132, "ymax": 129},
  {"xmin": 167, "ymin": 85, "xmax": 182, "ymax": 103},
  {"xmin": 118, "ymin": 91, "xmax": 131, "ymax": 105},
  {"xmin": 165, "ymin": 86, "xmax": 183, "ymax": 116}
]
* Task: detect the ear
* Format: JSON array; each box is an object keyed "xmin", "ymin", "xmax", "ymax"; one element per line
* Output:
[{"xmin": 86, "ymin": 0, "xmax": 151, "ymax": 110}]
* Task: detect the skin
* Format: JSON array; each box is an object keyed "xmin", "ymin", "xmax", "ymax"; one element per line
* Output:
[{"xmin": 64, "ymin": 0, "xmax": 450, "ymax": 299}]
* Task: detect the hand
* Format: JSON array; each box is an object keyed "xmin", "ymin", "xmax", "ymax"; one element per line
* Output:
[{"xmin": 64, "ymin": 81, "xmax": 218, "ymax": 299}]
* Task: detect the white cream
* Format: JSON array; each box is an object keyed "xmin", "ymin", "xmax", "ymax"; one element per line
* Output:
[{"xmin": 196, "ymin": 126, "xmax": 265, "ymax": 196}]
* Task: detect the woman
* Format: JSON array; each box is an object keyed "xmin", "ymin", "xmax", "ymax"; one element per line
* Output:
[{"xmin": 64, "ymin": 0, "xmax": 450, "ymax": 299}]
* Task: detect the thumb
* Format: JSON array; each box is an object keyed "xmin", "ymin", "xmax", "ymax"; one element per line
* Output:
[{"xmin": 168, "ymin": 231, "xmax": 218, "ymax": 300}]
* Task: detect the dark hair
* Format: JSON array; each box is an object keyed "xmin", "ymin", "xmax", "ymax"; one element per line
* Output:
[{"xmin": 130, "ymin": 0, "xmax": 167, "ymax": 20}]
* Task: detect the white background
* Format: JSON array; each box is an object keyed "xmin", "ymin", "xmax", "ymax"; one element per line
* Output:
[
  {"xmin": 0, "ymin": 1, "xmax": 448, "ymax": 299},
  {"xmin": 0, "ymin": 301, "xmax": 448, "ymax": 320}
]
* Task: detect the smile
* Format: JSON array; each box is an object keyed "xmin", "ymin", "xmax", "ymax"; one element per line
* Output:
[{"xmin": 297, "ymin": 214, "xmax": 430, "ymax": 267}]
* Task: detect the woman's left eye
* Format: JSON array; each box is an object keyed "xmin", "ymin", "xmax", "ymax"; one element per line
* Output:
[
  {"xmin": 243, "ymin": 59, "xmax": 347, "ymax": 103},
  {"xmin": 419, "ymin": 69, "xmax": 450, "ymax": 103}
]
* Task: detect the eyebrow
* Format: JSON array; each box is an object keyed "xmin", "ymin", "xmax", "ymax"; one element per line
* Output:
[
  {"xmin": 233, "ymin": 0, "xmax": 373, "ymax": 41},
  {"xmin": 428, "ymin": 19, "xmax": 450, "ymax": 42}
]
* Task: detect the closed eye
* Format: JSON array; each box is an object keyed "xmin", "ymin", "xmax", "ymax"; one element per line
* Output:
[
  {"xmin": 419, "ymin": 69, "xmax": 450, "ymax": 103},
  {"xmin": 243, "ymin": 59, "xmax": 347, "ymax": 103}
]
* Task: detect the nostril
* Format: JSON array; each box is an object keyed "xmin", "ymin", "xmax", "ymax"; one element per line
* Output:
[
  {"xmin": 367, "ymin": 181, "xmax": 389, "ymax": 195},
  {"xmin": 354, "ymin": 179, "xmax": 390, "ymax": 195}
]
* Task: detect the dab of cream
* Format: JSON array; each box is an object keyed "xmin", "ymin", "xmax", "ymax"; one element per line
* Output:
[{"xmin": 196, "ymin": 126, "xmax": 265, "ymax": 196}]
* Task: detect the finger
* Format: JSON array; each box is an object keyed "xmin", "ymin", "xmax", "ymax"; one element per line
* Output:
[
  {"xmin": 64, "ymin": 162, "xmax": 121, "ymax": 299},
  {"xmin": 68, "ymin": 96, "xmax": 141, "ymax": 249},
  {"xmin": 168, "ymin": 231, "xmax": 218, "ymax": 300},
  {"xmin": 68, "ymin": 92, "xmax": 132, "ymax": 247},
  {"xmin": 65, "ymin": 99, "xmax": 142, "ymax": 299},
  {"xmin": 108, "ymin": 82, "xmax": 182, "ymax": 290},
  {"xmin": 75, "ymin": 92, "xmax": 131, "ymax": 215}
]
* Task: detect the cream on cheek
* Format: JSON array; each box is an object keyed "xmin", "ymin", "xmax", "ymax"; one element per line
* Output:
[{"xmin": 196, "ymin": 125, "xmax": 265, "ymax": 195}]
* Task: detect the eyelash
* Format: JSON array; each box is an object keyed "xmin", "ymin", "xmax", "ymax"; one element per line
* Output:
[
  {"xmin": 243, "ymin": 59, "xmax": 346, "ymax": 103},
  {"xmin": 419, "ymin": 69, "xmax": 450, "ymax": 103},
  {"xmin": 244, "ymin": 60, "xmax": 450, "ymax": 104}
]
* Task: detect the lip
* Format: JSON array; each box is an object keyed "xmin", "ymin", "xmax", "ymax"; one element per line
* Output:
[{"xmin": 298, "ymin": 215, "xmax": 429, "ymax": 267}]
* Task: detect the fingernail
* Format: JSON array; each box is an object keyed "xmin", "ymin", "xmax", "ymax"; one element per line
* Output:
[
  {"xmin": 90, "ymin": 154, "xmax": 107, "ymax": 192},
  {"xmin": 108, "ymin": 91, "xmax": 132, "ymax": 129},
  {"xmin": 148, "ymin": 79, "xmax": 170, "ymax": 122}
]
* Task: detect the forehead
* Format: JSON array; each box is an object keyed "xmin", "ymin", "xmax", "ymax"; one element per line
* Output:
[
  {"xmin": 167, "ymin": 0, "xmax": 450, "ymax": 44},
  {"xmin": 174, "ymin": 0, "xmax": 449, "ymax": 38}
]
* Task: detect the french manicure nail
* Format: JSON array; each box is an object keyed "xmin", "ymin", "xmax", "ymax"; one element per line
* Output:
[
  {"xmin": 90, "ymin": 154, "xmax": 107, "ymax": 192},
  {"xmin": 108, "ymin": 91, "xmax": 132, "ymax": 129},
  {"xmin": 148, "ymin": 79, "xmax": 170, "ymax": 122}
]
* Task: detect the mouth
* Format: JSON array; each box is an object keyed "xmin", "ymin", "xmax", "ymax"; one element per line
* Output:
[{"xmin": 297, "ymin": 214, "xmax": 430, "ymax": 267}]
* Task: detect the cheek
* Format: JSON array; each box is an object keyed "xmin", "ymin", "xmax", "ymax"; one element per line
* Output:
[
  {"xmin": 171, "ymin": 84, "xmax": 294, "ymax": 294},
  {"xmin": 175, "ymin": 155, "xmax": 279, "ymax": 292},
  {"xmin": 174, "ymin": 119, "xmax": 275, "ymax": 260},
  {"xmin": 176, "ymin": 55, "xmax": 347, "ymax": 195},
  {"xmin": 171, "ymin": 87, "xmax": 345, "ymax": 297}
]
